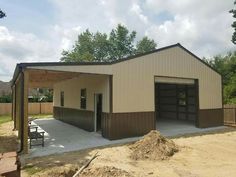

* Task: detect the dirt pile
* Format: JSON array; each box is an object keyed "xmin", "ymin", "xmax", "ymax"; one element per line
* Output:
[
  {"xmin": 31, "ymin": 164, "xmax": 77, "ymax": 177},
  {"xmin": 130, "ymin": 130, "xmax": 178, "ymax": 160},
  {"xmin": 80, "ymin": 166, "xmax": 133, "ymax": 177}
]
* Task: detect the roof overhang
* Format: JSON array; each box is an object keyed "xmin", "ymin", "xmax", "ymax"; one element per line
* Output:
[{"xmin": 11, "ymin": 43, "xmax": 221, "ymax": 87}]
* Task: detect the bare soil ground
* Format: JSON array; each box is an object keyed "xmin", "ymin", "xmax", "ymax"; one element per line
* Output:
[
  {"xmin": 0, "ymin": 121, "xmax": 18, "ymax": 153},
  {"xmin": 1, "ymin": 121, "xmax": 236, "ymax": 177},
  {"xmin": 21, "ymin": 127, "xmax": 236, "ymax": 177}
]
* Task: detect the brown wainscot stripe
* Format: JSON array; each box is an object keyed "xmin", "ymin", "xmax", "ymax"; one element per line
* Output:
[
  {"xmin": 102, "ymin": 112, "xmax": 156, "ymax": 140},
  {"xmin": 198, "ymin": 108, "xmax": 223, "ymax": 128},
  {"xmin": 53, "ymin": 106, "xmax": 94, "ymax": 131}
]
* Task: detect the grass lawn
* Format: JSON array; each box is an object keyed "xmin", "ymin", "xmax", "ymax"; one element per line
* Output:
[{"xmin": 0, "ymin": 115, "xmax": 11, "ymax": 125}]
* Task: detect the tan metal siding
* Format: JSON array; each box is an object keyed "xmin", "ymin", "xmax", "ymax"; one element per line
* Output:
[
  {"xmin": 53, "ymin": 74, "xmax": 110, "ymax": 112},
  {"xmin": 112, "ymin": 47, "xmax": 222, "ymax": 112}
]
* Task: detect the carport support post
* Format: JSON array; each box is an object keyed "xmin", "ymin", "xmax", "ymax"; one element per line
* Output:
[
  {"xmin": 12, "ymin": 85, "xmax": 16, "ymax": 128},
  {"xmin": 22, "ymin": 70, "xmax": 29, "ymax": 154}
]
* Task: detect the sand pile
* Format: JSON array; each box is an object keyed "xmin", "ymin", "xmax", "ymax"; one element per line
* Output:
[
  {"xmin": 130, "ymin": 130, "xmax": 178, "ymax": 160},
  {"xmin": 80, "ymin": 166, "xmax": 133, "ymax": 177}
]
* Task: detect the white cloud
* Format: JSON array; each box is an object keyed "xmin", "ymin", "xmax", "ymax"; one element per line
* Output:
[
  {"xmin": 53, "ymin": 25, "xmax": 81, "ymax": 50},
  {"xmin": 49, "ymin": 0, "xmax": 234, "ymax": 57},
  {"xmin": 0, "ymin": 26, "xmax": 59, "ymax": 81},
  {"xmin": 130, "ymin": 3, "xmax": 149, "ymax": 24},
  {"xmin": 144, "ymin": 0, "xmax": 235, "ymax": 57},
  {"xmin": 0, "ymin": 0, "xmax": 235, "ymax": 81}
]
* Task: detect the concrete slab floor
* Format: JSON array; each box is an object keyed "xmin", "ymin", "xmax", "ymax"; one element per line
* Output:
[
  {"xmin": 26, "ymin": 118, "xmax": 225, "ymax": 158},
  {"xmin": 156, "ymin": 119, "xmax": 225, "ymax": 137},
  {"xmin": 27, "ymin": 118, "xmax": 139, "ymax": 158}
]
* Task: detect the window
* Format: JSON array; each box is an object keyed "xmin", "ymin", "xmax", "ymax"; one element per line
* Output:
[
  {"xmin": 80, "ymin": 89, "xmax": 86, "ymax": 109},
  {"xmin": 60, "ymin": 91, "xmax": 64, "ymax": 106}
]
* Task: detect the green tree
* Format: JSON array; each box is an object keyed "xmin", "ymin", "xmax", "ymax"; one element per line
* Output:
[
  {"xmin": 61, "ymin": 29, "xmax": 94, "ymax": 62},
  {"xmin": 61, "ymin": 24, "xmax": 157, "ymax": 62},
  {"xmin": 204, "ymin": 52, "xmax": 236, "ymax": 103},
  {"xmin": 224, "ymin": 75, "xmax": 236, "ymax": 103},
  {"xmin": 136, "ymin": 36, "xmax": 157, "ymax": 54},
  {"xmin": 109, "ymin": 24, "xmax": 136, "ymax": 60},
  {"xmin": 0, "ymin": 9, "xmax": 6, "ymax": 18},
  {"xmin": 230, "ymin": 0, "xmax": 236, "ymax": 44},
  {"xmin": 61, "ymin": 30, "xmax": 110, "ymax": 62},
  {"xmin": 0, "ymin": 93, "xmax": 12, "ymax": 103},
  {"xmin": 93, "ymin": 32, "xmax": 110, "ymax": 61}
]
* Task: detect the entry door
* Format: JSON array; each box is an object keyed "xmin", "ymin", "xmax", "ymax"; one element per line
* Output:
[{"xmin": 94, "ymin": 94, "xmax": 102, "ymax": 132}]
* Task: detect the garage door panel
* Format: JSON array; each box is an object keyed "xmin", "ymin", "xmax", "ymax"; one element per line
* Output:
[
  {"xmin": 159, "ymin": 84, "xmax": 176, "ymax": 89},
  {"xmin": 188, "ymin": 106, "xmax": 196, "ymax": 113},
  {"xmin": 158, "ymin": 90, "xmax": 176, "ymax": 97},
  {"xmin": 188, "ymin": 97, "xmax": 196, "ymax": 104},
  {"xmin": 155, "ymin": 82, "xmax": 197, "ymax": 122},
  {"xmin": 160, "ymin": 105, "xmax": 177, "ymax": 111},
  {"xmin": 178, "ymin": 113, "xmax": 187, "ymax": 120},
  {"xmin": 158, "ymin": 97, "xmax": 177, "ymax": 104},
  {"xmin": 179, "ymin": 106, "xmax": 186, "ymax": 112},
  {"xmin": 188, "ymin": 114, "xmax": 196, "ymax": 121},
  {"xmin": 160, "ymin": 112, "xmax": 177, "ymax": 119}
]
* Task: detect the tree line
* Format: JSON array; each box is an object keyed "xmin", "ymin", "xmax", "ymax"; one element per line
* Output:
[
  {"xmin": 203, "ymin": 52, "xmax": 236, "ymax": 104},
  {"xmin": 61, "ymin": 24, "xmax": 157, "ymax": 62}
]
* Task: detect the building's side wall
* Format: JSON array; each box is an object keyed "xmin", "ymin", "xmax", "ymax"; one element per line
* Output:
[{"xmin": 53, "ymin": 74, "xmax": 110, "ymax": 131}]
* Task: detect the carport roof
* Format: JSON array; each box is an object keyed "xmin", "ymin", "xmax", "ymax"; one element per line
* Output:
[{"xmin": 11, "ymin": 43, "xmax": 220, "ymax": 86}]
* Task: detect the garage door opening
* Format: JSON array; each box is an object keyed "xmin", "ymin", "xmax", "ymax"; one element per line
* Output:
[{"xmin": 155, "ymin": 78, "xmax": 198, "ymax": 128}]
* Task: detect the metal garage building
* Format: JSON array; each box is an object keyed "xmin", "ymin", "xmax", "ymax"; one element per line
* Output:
[{"xmin": 11, "ymin": 43, "xmax": 223, "ymax": 153}]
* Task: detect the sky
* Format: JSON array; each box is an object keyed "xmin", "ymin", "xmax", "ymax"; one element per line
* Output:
[{"xmin": 0, "ymin": 0, "xmax": 235, "ymax": 81}]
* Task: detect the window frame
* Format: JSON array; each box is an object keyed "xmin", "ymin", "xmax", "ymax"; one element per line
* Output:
[
  {"xmin": 60, "ymin": 91, "xmax": 64, "ymax": 107},
  {"xmin": 80, "ymin": 88, "xmax": 87, "ymax": 109}
]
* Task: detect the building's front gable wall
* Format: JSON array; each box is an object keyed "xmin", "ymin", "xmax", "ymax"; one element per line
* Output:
[
  {"xmin": 104, "ymin": 46, "xmax": 223, "ymax": 137},
  {"xmin": 112, "ymin": 46, "xmax": 222, "ymax": 113}
]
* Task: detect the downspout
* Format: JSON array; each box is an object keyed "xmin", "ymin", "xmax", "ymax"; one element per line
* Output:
[
  {"xmin": 17, "ymin": 70, "xmax": 24, "ymax": 154},
  {"xmin": 14, "ymin": 84, "xmax": 17, "ymax": 130},
  {"xmin": 11, "ymin": 83, "xmax": 16, "ymax": 130},
  {"xmin": 11, "ymin": 87, "xmax": 13, "ymax": 121}
]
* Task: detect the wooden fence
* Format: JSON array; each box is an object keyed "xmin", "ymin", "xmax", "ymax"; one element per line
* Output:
[
  {"xmin": 224, "ymin": 104, "xmax": 236, "ymax": 125},
  {"xmin": 0, "ymin": 102, "xmax": 53, "ymax": 115}
]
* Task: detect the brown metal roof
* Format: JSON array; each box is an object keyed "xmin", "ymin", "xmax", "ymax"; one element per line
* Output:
[{"xmin": 11, "ymin": 43, "xmax": 221, "ymax": 86}]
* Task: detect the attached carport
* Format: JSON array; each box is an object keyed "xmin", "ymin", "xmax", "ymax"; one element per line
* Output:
[{"xmin": 12, "ymin": 66, "xmax": 81, "ymax": 153}]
